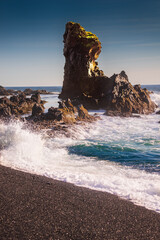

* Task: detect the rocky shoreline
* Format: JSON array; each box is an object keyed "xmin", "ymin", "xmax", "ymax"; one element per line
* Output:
[
  {"xmin": 0, "ymin": 22, "xmax": 159, "ymax": 129},
  {"xmin": 59, "ymin": 22, "xmax": 157, "ymax": 116},
  {"xmin": 0, "ymin": 85, "xmax": 53, "ymax": 96}
]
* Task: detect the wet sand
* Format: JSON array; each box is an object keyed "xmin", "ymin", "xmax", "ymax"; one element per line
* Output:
[{"xmin": 0, "ymin": 165, "xmax": 160, "ymax": 240}]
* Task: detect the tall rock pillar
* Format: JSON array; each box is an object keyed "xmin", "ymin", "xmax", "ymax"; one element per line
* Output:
[{"xmin": 59, "ymin": 22, "xmax": 104, "ymax": 99}]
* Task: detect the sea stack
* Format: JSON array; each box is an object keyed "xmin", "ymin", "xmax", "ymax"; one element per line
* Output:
[
  {"xmin": 60, "ymin": 21, "xmax": 105, "ymax": 98},
  {"xmin": 60, "ymin": 22, "xmax": 157, "ymax": 115}
]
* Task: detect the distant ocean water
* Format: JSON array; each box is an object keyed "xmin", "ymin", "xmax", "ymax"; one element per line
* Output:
[{"xmin": 1, "ymin": 85, "xmax": 160, "ymax": 213}]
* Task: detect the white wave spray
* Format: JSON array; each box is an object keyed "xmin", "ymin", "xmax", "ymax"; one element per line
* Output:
[{"xmin": 0, "ymin": 119, "xmax": 160, "ymax": 213}]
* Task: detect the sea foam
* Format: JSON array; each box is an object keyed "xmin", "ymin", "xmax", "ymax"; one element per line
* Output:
[{"xmin": 0, "ymin": 118, "xmax": 160, "ymax": 213}]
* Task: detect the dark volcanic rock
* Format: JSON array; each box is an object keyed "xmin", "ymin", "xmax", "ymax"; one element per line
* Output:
[
  {"xmin": 106, "ymin": 110, "xmax": 132, "ymax": 117},
  {"xmin": 0, "ymin": 93, "xmax": 45, "ymax": 118},
  {"xmin": 156, "ymin": 110, "xmax": 160, "ymax": 114},
  {"xmin": 105, "ymin": 71, "xmax": 156, "ymax": 115},
  {"xmin": 24, "ymin": 88, "xmax": 51, "ymax": 95},
  {"xmin": 0, "ymin": 106, "xmax": 12, "ymax": 117},
  {"xmin": 77, "ymin": 105, "xmax": 91, "ymax": 120},
  {"xmin": 46, "ymin": 107, "xmax": 63, "ymax": 121},
  {"xmin": 59, "ymin": 22, "xmax": 157, "ymax": 115},
  {"xmin": 59, "ymin": 22, "xmax": 104, "ymax": 99},
  {"xmin": 31, "ymin": 93, "xmax": 41, "ymax": 104},
  {"xmin": 28, "ymin": 99, "xmax": 97, "ymax": 126},
  {"xmin": 46, "ymin": 106, "xmax": 76, "ymax": 124},
  {"xmin": 32, "ymin": 103, "xmax": 44, "ymax": 116},
  {"xmin": 0, "ymin": 86, "xmax": 10, "ymax": 96}
]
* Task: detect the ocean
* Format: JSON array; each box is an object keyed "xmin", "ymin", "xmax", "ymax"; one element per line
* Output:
[{"xmin": 1, "ymin": 85, "xmax": 160, "ymax": 213}]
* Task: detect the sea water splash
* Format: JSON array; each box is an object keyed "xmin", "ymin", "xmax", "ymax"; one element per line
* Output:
[
  {"xmin": 0, "ymin": 113, "xmax": 160, "ymax": 213},
  {"xmin": 151, "ymin": 92, "xmax": 160, "ymax": 110}
]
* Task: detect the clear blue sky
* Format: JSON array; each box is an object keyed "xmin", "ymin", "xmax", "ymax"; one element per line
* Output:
[{"xmin": 0, "ymin": 0, "xmax": 160, "ymax": 86}]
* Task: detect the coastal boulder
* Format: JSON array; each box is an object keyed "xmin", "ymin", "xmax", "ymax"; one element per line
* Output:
[
  {"xmin": 32, "ymin": 103, "xmax": 44, "ymax": 116},
  {"xmin": 59, "ymin": 22, "xmax": 157, "ymax": 115},
  {"xmin": 0, "ymin": 93, "xmax": 45, "ymax": 118},
  {"xmin": 46, "ymin": 107, "xmax": 62, "ymax": 121},
  {"xmin": 45, "ymin": 106, "xmax": 76, "ymax": 123},
  {"xmin": 105, "ymin": 71, "xmax": 156, "ymax": 115},
  {"xmin": 156, "ymin": 110, "xmax": 160, "ymax": 114},
  {"xmin": 0, "ymin": 86, "xmax": 9, "ymax": 96},
  {"xmin": 77, "ymin": 105, "xmax": 90, "ymax": 120},
  {"xmin": 31, "ymin": 93, "xmax": 41, "ymax": 104},
  {"xmin": 0, "ymin": 106, "xmax": 12, "ymax": 117}
]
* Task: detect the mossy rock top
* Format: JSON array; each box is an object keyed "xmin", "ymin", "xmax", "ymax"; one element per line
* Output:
[{"xmin": 64, "ymin": 22, "xmax": 101, "ymax": 52}]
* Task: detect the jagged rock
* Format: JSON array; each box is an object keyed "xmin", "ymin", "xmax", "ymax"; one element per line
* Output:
[
  {"xmin": 32, "ymin": 103, "xmax": 44, "ymax": 116},
  {"xmin": 106, "ymin": 110, "xmax": 132, "ymax": 117},
  {"xmin": 59, "ymin": 22, "xmax": 157, "ymax": 115},
  {"xmin": 77, "ymin": 105, "xmax": 90, "ymax": 120},
  {"xmin": 24, "ymin": 88, "xmax": 51, "ymax": 95},
  {"xmin": 0, "ymin": 97, "xmax": 11, "ymax": 105},
  {"xmin": 24, "ymin": 88, "xmax": 33, "ymax": 95},
  {"xmin": 0, "ymin": 93, "xmax": 45, "ymax": 118},
  {"xmin": 0, "ymin": 105, "xmax": 12, "ymax": 117},
  {"xmin": 18, "ymin": 93, "xmax": 26, "ymax": 102},
  {"xmin": 0, "ymin": 86, "xmax": 10, "ymax": 96},
  {"xmin": 60, "ymin": 22, "xmax": 103, "ymax": 99},
  {"xmin": 105, "ymin": 71, "xmax": 156, "ymax": 115},
  {"xmin": 31, "ymin": 93, "xmax": 41, "ymax": 104},
  {"xmin": 58, "ymin": 101, "xmax": 66, "ymax": 109},
  {"xmin": 156, "ymin": 110, "xmax": 160, "ymax": 114},
  {"xmin": 32, "ymin": 99, "xmax": 96, "ymax": 124},
  {"xmin": 10, "ymin": 95, "xmax": 19, "ymax": 103},
  {"xmin": 45, "ymin": 106, "xmax": 76, "ymax": 123},
  {"xmin": 46, "ymin": 107, "xmax": 62, "ymax": 121}
]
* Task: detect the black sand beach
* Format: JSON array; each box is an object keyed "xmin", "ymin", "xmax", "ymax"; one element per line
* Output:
[{"xmin": 0, "ymin": 165, "xmax": 160, "ymax": 240}]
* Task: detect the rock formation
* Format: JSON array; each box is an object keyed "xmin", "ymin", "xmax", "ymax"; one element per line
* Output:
[
  {"xmin": 156, "ymin": 110, "xmax": 160, "ymax": 114},
  {"xmin": 32, "ymin": 103, "xmax": 44, "ymax": 116},
  {"xmin": 0, "ymin": 93, "xmax": 45, "ymax": 118},
  {"xmin": 105, "ymin": 72, "xmax": 156, "ymax": 116},
  {"xmin": 24, "ymin": 89, "xmax": 52, "ymax": 95},
  {"xmin": 0, "ymin": 86, "xmax": 10, "ymax": 96},
  {"xmin": 59, "ymin": 21, "xmax": 104, "ymax": 99},
  {"xmin": 59, "ymin": 22, "xmax": 157, "ymax": 115},
  {"xmin": 29, "ymin": 99, "xmax": 96, "ymax": 125},
  {"xmin": 0, "ymin": 86, "xmax": 52, "ymax": 96}
]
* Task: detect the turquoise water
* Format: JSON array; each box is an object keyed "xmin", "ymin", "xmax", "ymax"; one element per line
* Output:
[
  {"xmin": 1, "ymin": 85, "xmax": 160, "ymax": 212},
  {"xmin": 5, "ymin": 85, "xmax": 160, "ymax": 173}
]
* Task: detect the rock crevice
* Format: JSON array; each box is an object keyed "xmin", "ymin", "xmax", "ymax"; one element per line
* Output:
[{"xmin": 60, "ymin": 22, "xmax": 157, "ymax": 115}]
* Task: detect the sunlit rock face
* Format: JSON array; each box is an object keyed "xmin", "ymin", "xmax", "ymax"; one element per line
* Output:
[
  {"xmin": 60, "ymin": 22, "xmax": 104, "ymax": 98},
  {"xmin": 105, "ymin": 71, "xmax": 157, "ymax": 115},
  {"xmin": 59, "ymin": 22, "xmax": 157, "ymax": 114}
]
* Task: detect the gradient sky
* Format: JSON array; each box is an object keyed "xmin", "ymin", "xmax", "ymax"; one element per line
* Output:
[{"xmin": 0, "ymin": 0, "xmax": 160, "ymax": 86}]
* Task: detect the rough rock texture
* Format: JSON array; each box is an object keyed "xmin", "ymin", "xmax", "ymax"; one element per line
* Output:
[
  {"xmin": 0, "ymin": 93, "xmax": 45, "ymax": 118},
  {"xmin": 156, "ymin": 110, "xmax": 160, "ymax": 114},
  {"xmin": 29, "ymin": 99, "xmax": 97, "ymax": 125},
  {"xmin": 32, "ymin": 103, "xmax": 44, "ymax": 116},
  {"xmin": 0, "ymin": 86, "xmax": 9, "ymax": 96},
  {"xmin": 105, "ymin": 71, "xmax": 156, "ymax": 115},
  {"xmin": 59, "ymin": 22, "xmax": 157, "ymax": 115},
  {"xmin": 0, "ymin": 85, "xmax": 52, "ymax": 96},
  {"xmin": 59, "ymin": 22, "xmax": 104, "ymax": 99},
  {"xmin": 24, "ymin": 88, "xmax": 52, "ymax": 95},
  {"xmin": 31, "ymin": 93, "xmax": 41, "ymax": 104}
]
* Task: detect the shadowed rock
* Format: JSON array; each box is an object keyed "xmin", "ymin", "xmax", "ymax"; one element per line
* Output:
[
  {"xmin": 0, "ymin": 93, "xmax": 45, "ymax": 118},
  {"xmin": 105, "ymin": 71, "xmax": 156, "ymax": 115},
  {"xmin": 28, "ymin": 99, "xmax": 97, "ymax": 126},
  {"xmin": 59, "ymin": 22, "xmax": 157, "ymax": 115},
  {"xmin": 156, "ymin": 110, "xmax": 160, "ymax": 114},
  {"xmin": 0, "ymin": 86, "xmax": 10, "ymax": 96},
  {"xmin": 32, "ymin": 103, "xmax": 44, "ymax": 116},
  {"xmin": 59, "ymin": 21, "xmax": 104, "ymax": 99}
]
